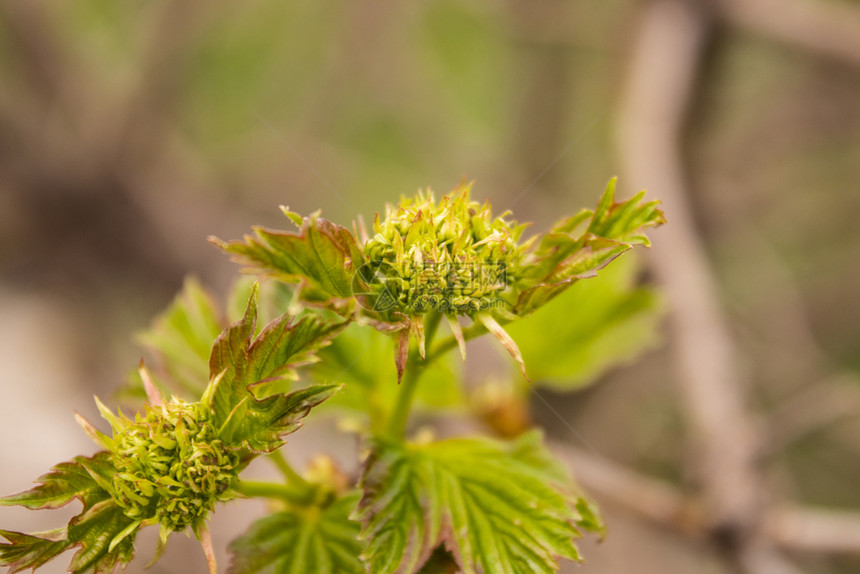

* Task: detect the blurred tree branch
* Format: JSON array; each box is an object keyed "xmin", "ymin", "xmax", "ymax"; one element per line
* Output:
[
  {"xmin": 0, "ymin": 1, "xmax": 235, "ymax": 287},
  {"xmin": 619, "ymin": 0, "xmax": 766, "ymax": 549},
  {"xmin": 715, "ymin": 0, "xmax": 860, "ymax": 66},
  {"xmin": 598, "ymin": 0, "xmax": 860, "ymax": 571},
  {"xmin": 767, "ymin": 506, "xmax": 860, "ymax": 555},
  {"xmin": 555, "ymin": 442, "xmax": 860, "ymax": 561},
  {"xmin": 553, "ymin": 443, "xmax": 698, "ymax": 535},
  {"xmin": 614, "ymin": 0, "xmax": 828, "ymax": 571},
  {"xmin": 768, "ymin": 373, "xmax": 860, "ymax": 452}
]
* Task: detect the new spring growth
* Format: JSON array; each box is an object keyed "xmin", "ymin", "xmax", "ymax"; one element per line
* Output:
[
  {"xmin": 0, "ymin": 180, "xmax": 664, "ymax": 574},
  {"xmin": 363, "ymin": 183, "xmax": 532, "ymax": 318},
  {"xmin": 107, "ymin": 400, "xmax": 238, "ymax": 533},
  {"xmin": 216, "ymin": 178, "xmax": 665, "ymax": 382}
]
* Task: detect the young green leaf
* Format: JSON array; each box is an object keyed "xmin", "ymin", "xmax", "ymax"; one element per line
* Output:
[
  {"xmin": 228, "ymin": 492, "xmax": 363, "ymax": 574},
  {"xmin": 0, "ymin": 529, "xmax": 70, "ymax": 573},
  {"xmin": 506, "ymin": 256, "xmax": 663, "ymax": 388},
  {"xmin": 206, "ymin": 284, "xmax": 346, "ymax": 452},
  {"xmin": 2, "ymin": 283, "xmax": 348, "ymax": 574},
  {"xmin": 512, "ymin": 178, "xmax": 665, "ymax": 317},
  {"xmin": 0, "ymin": 507, "xmax": 137, "ymax": 574},
  {"xmin": 355, "ymin": 431, "xmax": 603, "ymax": 574},
  {"xmin": 218, "ymin": 180, "xmax": 662, "ymax": 383},
  {"xmin": 63, "ymin": 500, "xmax": 138, "ymax": 574},
  {"xmin": 0, "ymin": 454, "xmax": 138, "ymax": 574},
  {"xmin": 216, "ymin": 383, "xmax": 343, "ymax": 453},
  {"xmin": 211, "ymin": 211, "xmax": 364, "ymax": 311},
  {"xmin": 0, "ymin": 452, "xmax": 113, "ymax": 511}
]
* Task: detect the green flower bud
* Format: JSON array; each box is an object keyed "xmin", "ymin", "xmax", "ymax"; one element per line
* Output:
[
  {"xmin": 363, "ymin": 183, "xmax": 526, "ymax": 317},
  {"xmin": 110, "ymin": 401, "xmax": 239, "ymax": 532}
]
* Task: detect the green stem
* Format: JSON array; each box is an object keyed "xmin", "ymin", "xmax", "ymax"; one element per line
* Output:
[
  {"xmin": 267, "ymin": 449, "xmax": 311, "ymax": 491},
  {"xmin": 385, "ymin": 363, "xmax": 426, "ymax": 439},
  {"xmin": 234, "ymin": 480, "xmax": 313, "ymax": 505},
  {"xmin": 423, "ymin": 310, "xmax": 443, "ymax": 346},
  {"xmin": 385, "ymin": 311, "xmax": 443, "ymax": 440}
]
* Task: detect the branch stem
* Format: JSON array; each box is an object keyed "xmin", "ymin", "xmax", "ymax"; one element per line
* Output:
[
  {"xmin": 267, "ymin": 449, "xmax": 311, "ymax": 491},
  {"xmin": 385, "ymin": 311, "xmax": 444, "ymax": 439},
  {"xmin": 234, "ymin": 480, "xmax": 313, "ymax": 505}
]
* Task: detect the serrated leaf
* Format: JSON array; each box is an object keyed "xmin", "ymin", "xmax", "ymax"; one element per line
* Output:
[
  {"xmin": 123, "ymin": 277, "xmax": 307, "ymax": 403},
  {"xmin": 228, "ymin": 492, "xmax": 363, "ymax": 574},
  {"xmin": 356, "ymin": 431, "xmax": 602, "ymax": 574},
  {"xmin": 213, "ymin": 211, "xmax": 364, "ymax": 310},
  {"xmin": 65, "ymin": 500, "xmax": 137, "ymax": 574},
  {"xmin": 507, "ymin": 256, "xmax": 663, "ymax": 389},
  {"xmin": 0, "ymin": 530, "xmax": 70, "ymax": 573},
  {"xmin": 206, "ymin": 285, "xmax": 345, "ymax": 451},
  {"xmin": 0, "ymin": 456, "xmax": 139, "ymax": 574},
  {"xmin": 512, "ymin": 179, "xmax": 664, "ymax": 317},
  {"xmin": 0, "ymin": 452, "xmax": 114, "ymax": 511},
  {"xmin": 218, "ymin": 383, "xmax": 343, "ymax": 453}
]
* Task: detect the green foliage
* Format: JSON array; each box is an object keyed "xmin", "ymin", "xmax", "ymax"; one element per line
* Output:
[
  {"xmin": 311, "ymin": 322, "xmax": 464, "ymax": 429},
  {"xmin": 512, "ymin": 178, "xmax": 665, "ymax": 318},
  {"xmin": 217, "ymin": 179, "xmax": 663, "ymax": 380},
  {"xmin": 355, "ymin": 431, "xmax": 604, "ymax": 574},
  {"xmin": 228, "ymin": 492, "xmax": 364, "ymax": 574},
  {"xmin": 0, "ymin": 286, "xmax": 342, "ymax": 573},
  {"xmin": 0, "ymin": 453, "xmax": 136, "ymax": 574},
  {"xmin": 128, "ymin": 277, "xmax": 300, "ymax": 402},
  {"xmin": 2, "ymin": 180, "xmax": 663, "ymax": 573},
  {"xmin": 136, "ymin": 276, "xmax": 223, "ymax": 398},
  {"xmin": 507, "ymin": 255, "xmax": 663, "ymax": 388},
  {"xmin": 0, "ymin": 530, "xmax": 70, "ymax": 574},
  {"xmin": 206, "ymin": 284, "xmax": 344, "ymax": 452},
  {"xmin": 212, "ymin": 211, "xmax": 363, "ymax": 310},
  {"xmin": 0, "ymin": 452, "xmax": 114, "ymax": 511}
]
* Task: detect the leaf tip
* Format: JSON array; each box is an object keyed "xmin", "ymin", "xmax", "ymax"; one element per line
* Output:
[
  {"xmin": 138, "ymin": 359, "xmax": 166, "ymax": 408},
  {"xmin": 207, "ymin": 235, "xmax": 228, "ymax": 250},
  {"xmin": 278, "ymin": 206, "xmax": 304, "ymax": 228},
  {"xmin": 74, "ymin": 412, "xmax": 111, "ymax": 449},
  {"xmin": 477, "ymin": 314, "xmax": 529, "ymax": 381}
]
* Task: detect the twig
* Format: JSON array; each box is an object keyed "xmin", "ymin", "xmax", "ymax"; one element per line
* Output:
[
  {"xmin": 557, "ymin": 443, "xmax": 860, "ymax": 557},
  {"xmin": 766, "ymin": 505, "xmax": 860, "ymax": 555},
  {"xmin": 616, "ymin": 1, "xmax": 789, "ymax": 571},
  {"xmin": 714, "ymin": 0, "xmax": 860, "ymax": 67},
  {"xmin": 738, "ymin": 544, "xmax": 807, "ymax": 574},
  {"xmin": 768, "ymin": 372, "xmax": 860, "ymax": 452},
  {"xmin": 619, "ymin": 0, "xmax": 763, "ymax": 533}
]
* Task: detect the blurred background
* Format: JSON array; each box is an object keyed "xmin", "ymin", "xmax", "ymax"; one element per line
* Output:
[{"xmin": 1, "ymin": 0, "xmax": 859, "ymax": 572}]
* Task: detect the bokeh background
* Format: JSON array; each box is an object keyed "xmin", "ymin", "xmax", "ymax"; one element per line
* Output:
[{"xmin": 1, "ymin": 0, "xmax": 859, "ymax": 573}]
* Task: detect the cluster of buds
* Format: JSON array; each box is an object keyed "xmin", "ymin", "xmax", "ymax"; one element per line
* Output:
[
  {"xmin": 108, "ymin": 400, "xmax": 239, "ymax": 532},
  {"xmin": 361, "ymin": 183, "xmax": 531, "ymax": 317},
  {"xmin": 218, "ymin": 177, "xmax": 664, "ymax": 381}
]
